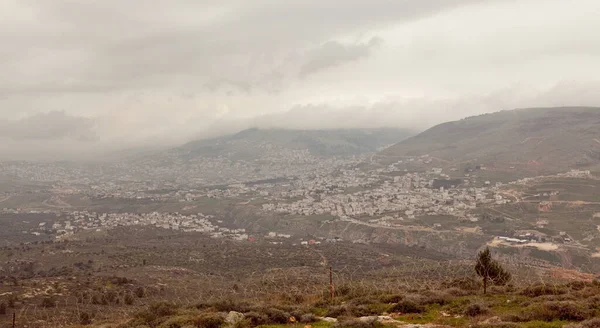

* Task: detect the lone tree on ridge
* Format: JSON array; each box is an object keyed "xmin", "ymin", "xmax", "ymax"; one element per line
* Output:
[{"xmin": 475, "ymin": 247, "xmax": 511, "ymax": 294}]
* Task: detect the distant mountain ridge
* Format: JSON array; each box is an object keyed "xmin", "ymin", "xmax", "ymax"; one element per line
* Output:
[
  {"xmin": 177, "ymin": 127, "xmax": 416, "ymax": 159},
  {"xmin": 380, "ymin": 107, "xmax": 600, "ymax": 174}
]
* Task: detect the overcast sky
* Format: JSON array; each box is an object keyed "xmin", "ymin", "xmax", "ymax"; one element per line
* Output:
[{"xmin": 1, "ymin": 0, "xmax": 600, "ymax": 160}]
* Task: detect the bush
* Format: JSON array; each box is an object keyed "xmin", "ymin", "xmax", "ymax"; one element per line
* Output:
[
  {"xmin": 566, "ymin": 318, "xmax": 600, "ymax": 328},
  {"xmin": 350, "ymin": 295, "xmax": 380, "ymax": 305},
  {"xmin": 279, "ymin": 290, "xmax": 305, "ymax": 304},
  {"xmin": 110, "ymin": 276, "xmax": 131, "ymax": 285},
  {"xmin": 157, "ymin": 315, "xmax": 194, "ymax": 328},
  {"xmin": 79, "ymin": 311, "xmax": 92, "ymax": 325},
  {"xmin": 232, "ymin": 318, "xmax": 252, "ymax": 328},
  {"xmin": 211, "ymin": 299, "xmax": 252, "ymax": 313},
  {"xmin": 150, "ymin": 302, "xmax": 177, "ymax": 317},
  {"xmin": 263, "ymin": 308, "xmax": 290, "ymax": 324},
  {"xmin": 192, "ymin": 313, "xmax": 224, "ymax": 328},
  {"xmin": 442, "ymin": 277, "xmax": 481, "ymax": 291},
  {"xmin": 134, "ymin": 302, "xmax": 178, "ymax": 326},
  {"xmin": 243, "ymin": 312, "xmax": 268, "ymax": 326},
  {"xmin": 135, "ymin": 287, "xmax": 146, "ymax": 298},
  {"xmin": 388, "ymin": 300, "xmax": 425, "ymax": 314},
  {"xmin": 520, "ymin": 284, "xmax": 567, "ymax": 297},
  {"xmin": 349, "ymin": 304, "xmax": 382, "ymax": 317},
  {"xmin": 445, "ymin": 287, "xmax": 472, "ymax": 297},
  {"xmin": 568, "ymin": 281, "xmax": 588, "ymax": 291},
  {"xmin": 419, "ymin": 293, "xmax": 451, "ymax": 306},
  {"xmin": 464, "ymin": 303, "xmax": 488, "ymax": 317},
  {"xmin": 326, "ymin": 305, "xmax": 351, "ymax": 318},
  {"xmin": 587, "ymin": 295, "xmax": 600, "ymax": 309},
  {"xmin": 124, "ymin": 293, "xmax": 135, "ymax": 305},
  {"xmin": 7, "ymin": 295, "xmax": 16, "ymax": 308},
  {"xmin": 299, "ymin": 313, "xmax": 317, "ymax": 323},
  {"xmin": 334, "ymin": 318, "xmax": 385, "ymax": 328},
  {"xmin": 378, "ymin": 294, "xmax": 404, "ymax": 303},
  {"xmin": 471, "ymin": 324, "xmax": 519, "ymax": 328},
  {"xmin": 0, "ymin": 302, "xmax": 6, "ymax": 315},
  {"xmin": 41, "ymin": 297, "xmax": 56, "ymax": 308},
  {"xmin": 527, "ymin": 301, "xmax": 591, "ymax": 322}
]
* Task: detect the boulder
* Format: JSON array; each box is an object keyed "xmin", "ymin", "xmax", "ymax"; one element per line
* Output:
[{"xmin": 225, "ymin": 311, "xmax": 245, "ymax": 326}]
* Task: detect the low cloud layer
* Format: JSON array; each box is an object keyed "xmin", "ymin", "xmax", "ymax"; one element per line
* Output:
[
  {"xmin": 0, "ymin": 111, "xmax": 96, "ymax": 141},
  {"xmin": 300, "ymin": 38, "xmax": 383, "ymax": 78},
  {"xmin": 1, "ymin": 0, "xmax": 600, "ymax": 160}
]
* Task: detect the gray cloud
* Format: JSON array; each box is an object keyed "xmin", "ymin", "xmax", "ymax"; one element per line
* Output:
[
  {"xmin": 0, "ymin": 111, "xmax": 96, "ymax": 141},
  {"xmin": 1, "ymin": 0, "xmax": 600, "ymax": 160},
  {"xmin": 0, "ymin": 0, "xmax": 492, "ymax": 97},
  {"xmin": 300, "ymin": 37, "xmax": 383, "ymax": 77}
]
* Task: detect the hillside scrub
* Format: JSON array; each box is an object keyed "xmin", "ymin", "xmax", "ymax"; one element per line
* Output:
[{"xmin": 21, "ymin": 278, "xmax": 600, "ymax": 328}]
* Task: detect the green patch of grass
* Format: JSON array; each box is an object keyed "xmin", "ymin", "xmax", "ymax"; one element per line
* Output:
[
  {"xmin": 368, "ymin": 303, "xmax": 393, "ymax": 315},
  {"xmin": 485, "ymin": 294, "xmax": 528, "ymax": 314},
  {"xmin": 394, "ymin": 307, "xmax": 469, "ymax": 327},
  {"xmin": 311, "ymin": 307, "xmax": 328, "ymax": 316}
]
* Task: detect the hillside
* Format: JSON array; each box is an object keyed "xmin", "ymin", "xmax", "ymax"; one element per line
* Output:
[
  {"xmin": 177, "ymin": 128, "xmax": 415, "ymax": 160},
  {"xmin": 379, "ymin": 107, "xmax": 600, "ymax": 174}
]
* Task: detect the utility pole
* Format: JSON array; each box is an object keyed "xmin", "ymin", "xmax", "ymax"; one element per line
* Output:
[{"xmin": 329, "ymin": 266, "xmax": 334, "ymax": 301}]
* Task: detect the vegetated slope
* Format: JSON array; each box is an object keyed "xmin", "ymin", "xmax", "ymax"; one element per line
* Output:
[
  {"xmin": 177, "ymin": 127, "xmax": 415, "ymax": 159},
  {"xmin": 380, "ymin": 107, "xmax": 600, "ymax": 173}
]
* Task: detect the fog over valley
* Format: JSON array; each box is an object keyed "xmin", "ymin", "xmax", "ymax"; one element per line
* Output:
[
  {"xmin": 1, "ymin": 0, "xmax": 600, "ymax": 159},
  {"xmin": 3, "ymin": 2, "xmax": 600, "ymax": 328}
]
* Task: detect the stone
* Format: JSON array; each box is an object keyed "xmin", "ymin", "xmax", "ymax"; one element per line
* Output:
[{"xmin": 225, "ymin": 311, "xmax": 244, "ymax": 326}]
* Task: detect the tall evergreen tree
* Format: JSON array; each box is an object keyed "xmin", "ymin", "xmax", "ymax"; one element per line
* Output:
[{"xmin": 475, "ymin": 247, "xmax": 511, "ymax": 294}]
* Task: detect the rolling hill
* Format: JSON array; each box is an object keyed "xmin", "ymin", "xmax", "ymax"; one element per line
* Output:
[
  {"xmin": 379, "ymin": 107, "xmax": 600, "ymax": 174},
  {"xmin": 176, "ymin": 127, "xmax": 415, "ymax": 160}
]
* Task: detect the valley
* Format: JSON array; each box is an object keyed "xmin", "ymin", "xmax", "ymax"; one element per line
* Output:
[{"xmin": 1, "ymin": 108, "xmax": 600, "ymax": 327}]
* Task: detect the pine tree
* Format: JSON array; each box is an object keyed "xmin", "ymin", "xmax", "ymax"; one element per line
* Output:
[{"xmin": 475, "ymin": 247, "xmax": 511, "ymax": 294}]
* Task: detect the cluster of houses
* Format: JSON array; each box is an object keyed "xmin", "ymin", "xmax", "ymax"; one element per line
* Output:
[
  {"xmin": 262, "ymin": 168, "xmax": 506, "ymax": 226},
  {"xmin": 31, "ymin": 210, "xmax": 252, "ymax": 241}
]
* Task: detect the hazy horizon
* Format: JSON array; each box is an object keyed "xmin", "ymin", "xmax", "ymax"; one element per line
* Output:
[{"xmin": 2, "ymin": 0, "xmax": 600, "ymax": 160}]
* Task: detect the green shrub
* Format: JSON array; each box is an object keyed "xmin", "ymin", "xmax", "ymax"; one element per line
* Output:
[
  {"xmin": 264, "ymin": 307, "xmax": 290, "ymax": 324},
  {"xmin": 520, "ymin": 284, "xmax": 567, "ymax": 297},
  {"xmin": 464, "ymin": 303, "xmax": 488, "ymax": 317},
  {"xmin": 243, "ymin": 312, "xmax": 268, "ymax": 326},
  {"xmin": 299, "ymin": 313, "xmax": 317, "ymax": 323},
  {"xmin": 388, "ymin": 299, "xmax": 425, "ymax": 314},
  {"xmin": 326, "ymin": 305, "xmax": 351, "ymax": 318},
  {"xmin": 349, "ymin": 304, "xmax": 382, "ymax": 317},
  {"xmin": 349, "ymin": 295, "xmax": 380, "ymax": 305},
  {"xmin": 232, "ymin": 318, "xmax": 251, "ymax": 328},
  {"xmin": 191, "ymin": 313, "xmax": 224, "ymax": 328},
  {"xmin": 378, "ymin": 294, "xmax": 404, "ymax": 303},
  {"xmin": 445, "ymin": 287, "xmax": 472, "ymax": 297},
  {"xmin": 471, "ymin": 324, "xmax": 519, "ymax": 328},
  {"xmin": 442, "ymin": 277, "xmax": 481, "ymax": 291},
  {"xmin": 150, "ymin": 302, "xmax": 177, "ymax": 317},
  {"xmin": 279, "ymin": 290, "xmax": 306, "ymax": 304},
  {"xmin": 527, "ymin": 301, "xmax": 591, "ymax": 322},
  {"xmin": 134, "ymin": 302, "xmax": 178, "ymax": 326},
  {"xmin": 419, "ymin": 293, "xmax": 451, "ymax": 306},
  {"xmin": 334, "ymin": 318, "xmax": 385, "ymax": 328}
]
